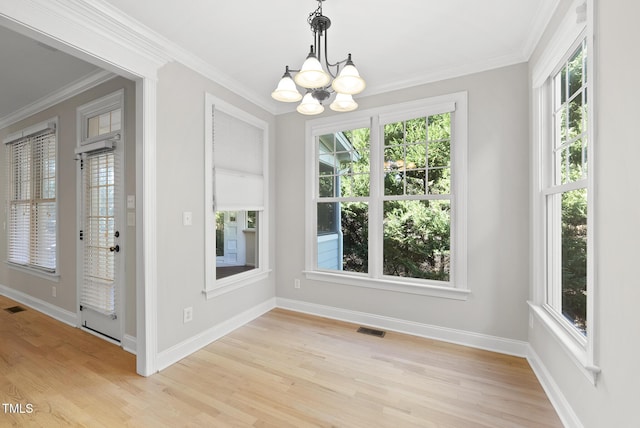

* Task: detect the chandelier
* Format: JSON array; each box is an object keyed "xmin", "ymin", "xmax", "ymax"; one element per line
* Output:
[{"xmin": 271, "ymin": 0, "xmax": 366, "ymax": 115}]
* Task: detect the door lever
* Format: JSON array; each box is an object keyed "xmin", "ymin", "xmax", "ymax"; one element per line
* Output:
[{"xmin": 109, "ymin": 245, "xmax": 120, "ymax": 253}]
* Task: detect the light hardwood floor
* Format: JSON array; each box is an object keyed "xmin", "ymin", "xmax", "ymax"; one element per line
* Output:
[{"xmin": 0, "ymin": 295, "xmax": 562, "ymax": 427}]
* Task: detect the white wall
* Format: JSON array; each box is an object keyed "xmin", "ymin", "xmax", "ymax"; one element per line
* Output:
[
  {"xmin": 154, "ymin": 62, "xmax": 276, "ymax": 354},
  {"xmin": 528, "ymin": 1, "xmax": 640, "ymax": 426},
  {"xmin": 275, "ymin": 63, "xmax": 531, "ymax": 343}
]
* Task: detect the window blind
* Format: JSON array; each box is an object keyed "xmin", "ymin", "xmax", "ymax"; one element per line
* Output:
[
  {"xmin": 80, "ymin": 150, "xmax": 118, "ymax": 317},
  {"xmin": 212, "ymin": 108, "xmax": 264, "ymax": 211},
  {"xmin": 6, "ymin": 128, "xmax": 57, "ymax": 271}
]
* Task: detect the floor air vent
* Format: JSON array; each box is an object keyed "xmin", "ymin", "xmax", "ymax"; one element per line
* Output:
[
  {"xmin": 357, "ymin": 326, "xmax": 386, "ymax": 338},
  {"xmin": 4, "ymin": 305, "xmax": 26, "ymax": 314}
]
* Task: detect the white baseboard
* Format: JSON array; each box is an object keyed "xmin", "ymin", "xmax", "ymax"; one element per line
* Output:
[
  {"xmin": 156, "ymin": 297, "xmax": 277, "ymax": 372},
  {"xmin": 527, "ymin": 345, "xmax": 583, "ymax": 428},
  {"xmin": 276, "ymin": 297, "xmax": 529, "ymax": 357},
  {"xmin": 0, "ymin": 283, "xmax": 77, "ymax": 327},
  {"xmin": 122, "ymin": 334, "xmax": 137, "ymax": 355}
]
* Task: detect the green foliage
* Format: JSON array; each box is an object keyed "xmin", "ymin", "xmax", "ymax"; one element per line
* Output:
[
  {"xmin": 383, "ymin": 200, "xmax": 450, "ymax": 280},
  {"xmin": 561, "ymin": 189, "xmax": 587, "ymax": 333},
  {"xmin": 336, "ymin": 114, "xmax": 453, "ymax": 281},
  {"xmin": 341, "ymin": 202, "xmax": 368, "ymax": 273},
  {"xmin": 556, "ymin": 43, "xmax": 588, "ymax": 333}
]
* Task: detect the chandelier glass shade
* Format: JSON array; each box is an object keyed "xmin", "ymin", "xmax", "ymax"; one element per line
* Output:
[{"xmin": 271, "ymin": 0, "xmax": 366, "ymax": 115}]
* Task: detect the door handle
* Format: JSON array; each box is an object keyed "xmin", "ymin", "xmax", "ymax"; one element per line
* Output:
[{"xmin": 109, "ymin": 245, "xmax": 120, "ymax": 253}]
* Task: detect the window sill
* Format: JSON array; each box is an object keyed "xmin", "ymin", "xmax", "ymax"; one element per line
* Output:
[
  {"xmin": 203, "ymin": 269, "xmax": 271, "ymax": 299},
  {"xmin": 5, "ymin": 262, "xmax": 59, "ymax": 282},
  {"xmin": 303, "ymin": 270, "xmax": 470, "ymax": 301},
  {"xmin": 528, "ymin": 301, "xmax": 600, "ymax": 385}
]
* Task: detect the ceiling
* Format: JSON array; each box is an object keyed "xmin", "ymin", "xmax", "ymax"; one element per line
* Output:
[
  {"xmin": 0, "ymin": 0, "xmax": 560, "ymax": 119},
  {"xmin": 0, "ymin": 25, "xmax": 100, "ymax": 121}
]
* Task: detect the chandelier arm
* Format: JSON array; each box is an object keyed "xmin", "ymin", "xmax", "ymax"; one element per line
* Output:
[{"xmin": 322, "ymin": 28, "xmax": 351, "ymax": 77}]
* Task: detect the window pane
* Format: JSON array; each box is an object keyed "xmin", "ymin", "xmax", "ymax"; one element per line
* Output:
[
  {"xmin": 568, "ymin": 93, "xmax": 584, "ymax": 139},
  {"xmin": 317, "ymin": 202, "xmax": 338, "ymax": 235},
  {"xmin": 561, "ymin": 188, "xmax": 587, "ymax": 334},
  {"xmin": 87, "ymin": 108, "xmax": 121, "ymax": 138},
  {"xmin": 88, "ymin": 116, "xmax": 100, "ymax": 138},
  {"xmin": 568, "ymin": 48, "xmax": 584, "ymax": 99},
  {"xmin": 215, "ymin": 211, "xmax": 259, "ymax": 279},
  {"xmin": 428, "ymin": 113, "xmax": 451, "ymax": 141},
  {"xmin": 383, "ymin": 200, "xmax": 450, "ymax": 281},
  {"xmin": 110, "ymin": 108, "xmax": 122, "ymax": 132},
  {"xmin": 384, "ymin": 114, "xmax": 451, "ymax": 197},
  {"xmin": 98, "ymin": 113, "xmax": 111, "ymax": 135},
  {"xmin": 318, "ymin": 202, "xmax": 368, "ymax": 273},
  {"xmin": 428, "ymin": 167, "xmax": 450, "ymax": 195},
  {"xmin": 318, "ymin": 128, "xmax": 370, "ymax": 198},
  {"xmin": 428, "ymin": 139, "xmax": 450, "ymax": 168},
  {"xmin": 319, "ymin": 176, "xmax": 335, "ymax": 197},
  {"xmin": 405, "ymin": 169, "xmax": 426, "ymax": 195},
  {"xmin": 405, "ymin": 117, "xmax": 426, "ymax": 143}
]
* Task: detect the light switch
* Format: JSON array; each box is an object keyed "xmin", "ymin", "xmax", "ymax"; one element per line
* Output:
[
  {"xmin": 127, "ymin": 212, "xmax": 136, "ymax": 227},
  {"xmin": 183, "ymin": 211, "xmax": 193, "ymax": 226},
  {"xmin": 127, "ymin": 195, "xmax": 135, "ymax": 209}
]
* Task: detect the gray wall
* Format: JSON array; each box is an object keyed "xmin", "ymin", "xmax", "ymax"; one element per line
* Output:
[
  {"xmin": 528, "ymin": 1, "xmax": 640, "ymax": 426},
  {"xmin": 275, "ymin": 63, "xmax": 531, "ymax": 341},
  {"xmin": 0, "ymin": 76, "xmax": 137, "ymax": 337},
  {"xmin": 154, "ymin": 62, "xmax": 276, "ymax": 352}
]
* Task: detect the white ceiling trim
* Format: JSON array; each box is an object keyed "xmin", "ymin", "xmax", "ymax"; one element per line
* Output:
[
  {"xmin": 0, "ymin": 0, "xmax": 170, "ymax": 79},
  {"xmin": 0, "ymin": 69, "xmax": 116, "ymax": 129},
  {"xmin": 1, "ymin": 0, "xmax": 563, "ymax": 118},
  {"xmin": 520, "ymin": 0, "xmax": 562, "ymax": 60},
  {"xmin": 74, "ymin": 0, "xmax": 277, "ymax": 114}
]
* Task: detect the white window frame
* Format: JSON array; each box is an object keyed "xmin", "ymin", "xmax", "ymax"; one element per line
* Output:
[
  {"xmin": 530, "ymin": 0, "xmax": 599, "ymax": 384},
  {"xmin": 77, "ymin": 89, "xmax": 124, "ymax": 147},
  {"xmin": 4, "ymin": 117, "xmax": 59, "ymax": 279},
  {"xmin": 304, "ymin": 93, "xmax": 468, "ymax": 300},
  {"xmin": 204, "ymin": 94, "xmax": 270, "ymax": 299}
]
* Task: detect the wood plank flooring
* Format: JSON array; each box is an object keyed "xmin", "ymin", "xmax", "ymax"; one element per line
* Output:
[{"xmin": 0, "ymin": 295, "xmax": 562, "ymax": 427}]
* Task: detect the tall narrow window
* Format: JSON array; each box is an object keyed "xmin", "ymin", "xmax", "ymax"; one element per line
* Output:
[
  {"xmin": 531, "ymin": 0, "xmax": 597, "ymax": 384},
  {"xmin": 546, "ymin": 39, "xmax": 589, "ymax": 335},
  {"xmin": 5, "ymin": 120, "xmax": 57, "ymax": 273}
]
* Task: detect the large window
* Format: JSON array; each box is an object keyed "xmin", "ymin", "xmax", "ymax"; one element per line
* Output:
[
  {"xmin": 531, "ymin": 0, "xmax": 598, "ymax": 384},
  {"xmin": 204, "ymin": 94, "xmax": 269, "ymax": 298},
  {"xmin": 547, "ymin": 39, "xmax": 589, "ymax": 335},
  {"xmin": 306, "ymin": 93, "xmax": 468, "ymax": 299},
  {"xmin": 5, "ymin": 119, "xmax": 58, "ymax": 273}
]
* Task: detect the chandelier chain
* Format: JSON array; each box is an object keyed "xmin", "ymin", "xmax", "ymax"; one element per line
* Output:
[{"xmin": 307, "ymin": 0, "xmax": 324, "ymax": 29}]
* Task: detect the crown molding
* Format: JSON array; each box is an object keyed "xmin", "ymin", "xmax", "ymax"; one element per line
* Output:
[
  {"xmin": 64, "ymin": 0, "xmax": 277, "ymax": 114},
  {"xmin": 521, "ymin": 0, "xmax": 563, "ymax": 60},
  {"xmin": 0, "ymin": 0, "xmax": 170, "ymax": 79},
  {"xmin": 0, "ymin": 69, "xmax": 116, "ymax": 129},
  {"xmin": 364, "ymin": 51, "xmax": 529, "ymax": 99}
]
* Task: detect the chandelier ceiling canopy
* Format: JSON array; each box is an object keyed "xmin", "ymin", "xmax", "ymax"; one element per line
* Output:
[{"xmin": 271, "ymin": 0, "xmax": 366, "ymax": 115}]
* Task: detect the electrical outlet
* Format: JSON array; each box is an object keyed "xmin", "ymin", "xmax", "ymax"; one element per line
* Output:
[
  {"xmin": 294, "ymin": 278, "xmax": 300, "ymax": 289},
  {"xmin": 183, "ymin": 307, "xmax": 193, "ymax": 323},
  {"xmin": 52, "ymin": 286, "xmax": 56, "ymax": 298}
]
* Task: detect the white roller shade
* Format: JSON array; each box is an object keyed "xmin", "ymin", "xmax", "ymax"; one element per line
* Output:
[{"xmin": 212, "ymin": 108, "xmax": 265, "ymax": 211}]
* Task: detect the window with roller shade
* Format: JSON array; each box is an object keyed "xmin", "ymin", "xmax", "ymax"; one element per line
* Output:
[
  {"xmin": 204, "ymin": 94, "xmax": 269, "ymax": 298},
  {"xmin": 5, "ymin": 119, "xmax": 58, "ymax": 274}
]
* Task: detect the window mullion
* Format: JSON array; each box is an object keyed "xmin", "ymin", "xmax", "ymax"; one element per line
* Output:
[{"xmin": 368, "ymin": 115, "xmax": 382, "ymax": 278}]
